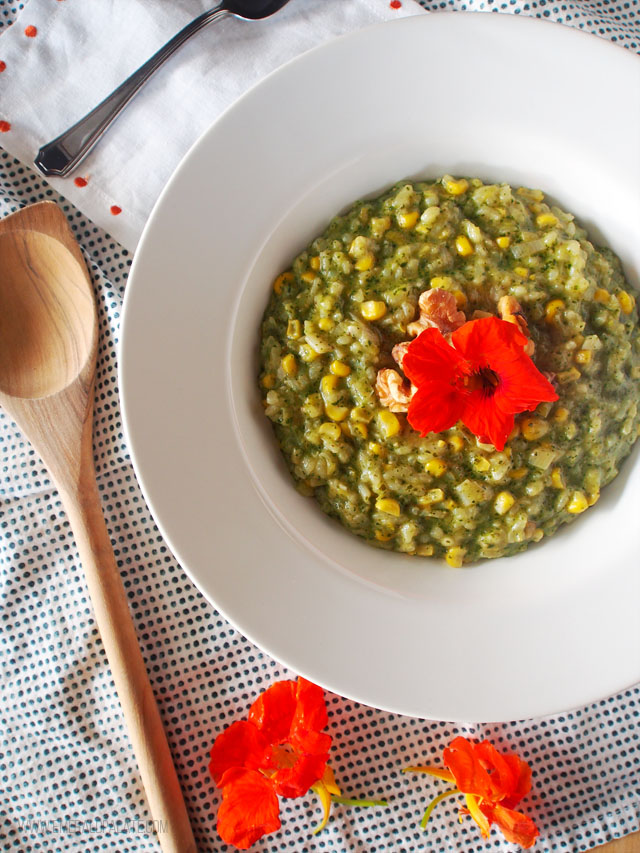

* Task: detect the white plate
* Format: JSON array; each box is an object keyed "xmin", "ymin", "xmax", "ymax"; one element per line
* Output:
[{"xmin": 120, "ymin": 12, "xmax": 640, "ymax": 722}]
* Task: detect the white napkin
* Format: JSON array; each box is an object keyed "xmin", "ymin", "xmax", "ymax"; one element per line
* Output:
[{"xmin": 0, "ymin": 0, "xmax": 424, "ymax": 251}]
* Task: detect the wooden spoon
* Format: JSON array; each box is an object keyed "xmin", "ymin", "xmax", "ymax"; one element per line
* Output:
[{"xmin": 0, "ymin": 202, "xmax": 197, "ymax": 853}]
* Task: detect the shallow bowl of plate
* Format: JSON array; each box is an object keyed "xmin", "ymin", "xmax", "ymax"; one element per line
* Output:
[{"xmin": 120, "ymin": 12, "xmax": 640, "ymax": 722}]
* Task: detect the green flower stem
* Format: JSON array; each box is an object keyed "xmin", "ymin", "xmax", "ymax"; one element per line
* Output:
[
  {"xmin": 420, "ymin": 788, "xmax": 460, "ymax": 829},
  {"xmin": 331, "ymin": 796, "xmax": 389, "ymax": 808}
]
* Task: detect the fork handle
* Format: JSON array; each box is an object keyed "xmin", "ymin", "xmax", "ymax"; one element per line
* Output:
[{"xmin": 35, "ymin": 6, "xmax": 227, "ymax": 177}]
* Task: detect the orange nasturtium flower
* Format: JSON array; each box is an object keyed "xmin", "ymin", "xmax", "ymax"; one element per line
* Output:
[
  {"xmin": 403, "ymin": 317, "xmax": 558, "ymax": 451},
  {"xmin": 405, "ymin": 736, "xmax": 540, "ymax": 848},
  {"xmin": 209, "ymin": 677, "xmax": 387, "ymax": 849}
]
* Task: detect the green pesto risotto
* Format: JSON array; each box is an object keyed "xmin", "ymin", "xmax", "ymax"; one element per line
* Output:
[{"xmin": 258, "ymin": 177, "xmax": 640, "ymax": 565}]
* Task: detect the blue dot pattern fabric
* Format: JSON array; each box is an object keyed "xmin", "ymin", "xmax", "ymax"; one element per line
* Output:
[{"xmin": 0, "ymin": 2, "xmax": 639, "ymax": 852}]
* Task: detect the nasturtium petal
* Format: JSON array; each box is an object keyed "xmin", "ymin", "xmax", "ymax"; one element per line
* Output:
[
  {"xmin": 248, "ymin": 679, "xmax": 297, "ymax": 745},
  {"xmin": 407, "ymin": 382, "xmax": 465, "ymax": 437},
  {"xmin": 443, "ymin": 736, "xmax": 495, "ymax": 801},
  {"xmin": 216, "ymin": 767, "xmax": 281, "ymax": 850},
  {"xmin": 496, "ymin": 753, "xmax": 533, "ymax": 808},
  {"xmin": 403, "ymin": 327, "xmax": 469, "ymax": 388},
  {"xmin": 290, "ymin": 677, "xmax": 329, "ymax": 739},
  {"xmin": 271, "ymin": 752, "xmax": 328, "ymax": 799},
  {"xmin": 291, "ymin": 728, "xmax": 332, "ymax": 758},
  {"xmin": 461, "ymin": 391, "xmax": 515, "ymax": 452},
  {"xmin": 482, "ymin": 802, "xmax": 540, "ymax": 849},
  {"xmin": 209, "ymin": 720, "xmax": 270, "ymax": 787},
  {"xmin": 452, "ymin": 315, "xmax": 527, "ymax": 366},
  {"xmin": 475, "ymin": 740, "xmax": 521, "ymax": 801}
]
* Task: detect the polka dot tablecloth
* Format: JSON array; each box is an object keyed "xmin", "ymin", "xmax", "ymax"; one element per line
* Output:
[{"xmin": 1, "ymin": 2, "xmax": 639, "ymax": 852}]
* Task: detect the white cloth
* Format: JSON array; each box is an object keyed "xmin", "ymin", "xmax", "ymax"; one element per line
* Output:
[
  {"xmin": 0, "ymin": 0, "xmax": 423, "ymax": 251},
  {"xmin": 2, "ymin": 2, "xmax": 640, "ymax": 852}
]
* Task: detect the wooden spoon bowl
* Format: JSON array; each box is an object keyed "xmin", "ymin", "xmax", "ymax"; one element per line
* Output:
[{"xmin": 0, "ymin": 230, "xmax": 94, "ymax": 398}]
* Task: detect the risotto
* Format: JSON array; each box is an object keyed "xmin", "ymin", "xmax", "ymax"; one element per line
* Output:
[{"xmin": 258, "ymin": 177, "xmax": 639, "ymax": 565}]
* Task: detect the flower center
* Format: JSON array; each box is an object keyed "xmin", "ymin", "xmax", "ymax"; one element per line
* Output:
[
  {"xmin": 460, "ymin": 366, "xmax": 500, "ymax": 396},
  {"xmin": 271, "ymin": 743, "xmax": 299, "ymax": 770}
]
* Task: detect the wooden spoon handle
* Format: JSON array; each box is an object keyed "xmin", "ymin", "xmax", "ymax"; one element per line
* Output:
[{"xmin": 60, "ymin": 453, "xmax": 198, "ymax": 853}]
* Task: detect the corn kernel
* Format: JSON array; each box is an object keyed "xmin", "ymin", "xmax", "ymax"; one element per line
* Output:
[
  {"xmin": 567, "ymin": 490, "xmax": 589, "ymax": 514},
  {"xmin": 453, "ymin": 289, "xmax": 468, "ymax": 308},
  {"xmin": 281, "ymin": 354, "xmax": 297, "ymax": 377},
  {"xmin": 318, "ymin": 422, "xmax": 342, "ymax": 441},
  {"xmin": 550, "ymin": 467, "xmax": 565, "ymax": 489},
  {"xmin": 445, "ymin": 547, "xmax": 466, "ymax": 568},
  {"xmin": 520, "ymin": 416, "xmax": 549, "ymax": 441},
  {"xmin": 286, "ymin": 319, "xmax": 302, "ymax": 339},
  {"xmin": 397, "ymin": 210, "xmax": 419, "ymax": 230},
  {"xmin": 553, "ymin": 406, "xmax": 569, "ymax": 423},
  {"xmin": 309, "ymin": 255, "xmax": 321, "ymax": 271},
  {"xmin": 425, "ymin": 458, "xmax": 447, "ymax": 477},
  {"xmin": 415, "ymin": 544, "xmax": 434, "ymax": 556},
  {"xmin": 557, "ymin": 367, "xmax": 581, "ymax": 383},
  {"xmin": 298, "ymin": 344, "xmax": 319, "ymax": 363},
  {"xmin": 349, "ymin": 421, "xmax": 368, "ymax": 439},
  {"xmin": 593, "ymin": 288, "xmax": 610, "ymax": 304},
  {"xmin": 448, "ymin": 435, "xmax": 465, "ymax": 452},
  {"xmin": 301, "ymin": 270, "xmax": 317, "ymax": 283},
  {"xmin": 317, "ymin": 317, "xmax": 334, "ymax": 331},
  {"xmin": 261, "ymin": 373, "xmax": 275, "ymax": 389},
  {"xmin": 430, "ymin": 275, "xmax": 454, "ymax": 289},
  {"xmin": 536, "ymin": 212, "xmax": 558, "ymax": 228},
  {"xmin": 330, "ymin": 360, "xmax": 351, "ymax": 377},
  {"xmin": 375, "ymin": 529, "xmax": 394, "ymax": 542},
  {"xmin": 509, "ymin": 467, "xmax": 528, "ymax": 480},
  {"xmin": 377, "ymin": 410, "xmax": 401, "ymax": 438},
  {"xmin": 494, "ymin": 491, "xmax": 515, "ymax": 515},
  {"xmin": 376, "ymin": 498, "xmax": 401, "ymax": 517},
  {"xmin": 455, "ymin": 235, "xmax": 473, "ymax": 256},
  {"xmin": 545, "ymin": 299, "xmax": 565, "ymax": 322},
  {"xmin": 273, "ymin": 271, "xmax": 293, "ymax": 294},
  {"xmin": 472, "ymin": 456, "xmax": 490, "ymax": 473},
  {"xmin": 587, "ymin": 490, "xmax": 600, "ymax": 506},
  {"xmin": 350, "ymin": 407, "xmax": 372, "ymax": 423},
  {"xmin": 418, "ymin": 488, "xmax": 445, "ymax": 507},
  {"xmin": 325, "ymin": 403, "xmax": 349, "ymax": 422},
  {"xmin": 368, "ymin": 441, "xmax": 384, "ymax": 456},
  {"xmin": 514, "ymin": 266, "xmax": 529, "ymax": 279},
  {"xmin": 618, "ymin": 290, "xmax": 635, "ymax": 314},
  {"xmin": 354, "ymin": 253, "xmax": 375, "ymax": 272},
  {"xmin": 575, "ymin": 349, "xmax": 592, "ymax": 365},
  {"xmin": 320, "ymin": 374, "xmax": 339, "ymax": 396},
  {"xmin": 442, "ymin": 176, "xmax": 469, "ymax": 195},
  {"xmin": 496, "ymin": 236, "xmax": 511, "ymax": 249},
  {"xmin": 360, "ymin": 300, "xmax": 387, "ymax": 321}
]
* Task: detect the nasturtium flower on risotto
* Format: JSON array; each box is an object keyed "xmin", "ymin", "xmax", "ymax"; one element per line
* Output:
[
  {"xmin": 209, "ymin": 677, "xmax": 387, "ymax": 849},
  {"xmin": 402, "ymin": 316, "xmax": 558, "ymax": 451},
  {"xmin": 404, "ymin": 735, "xmax": 540, "ymax": 848}
]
